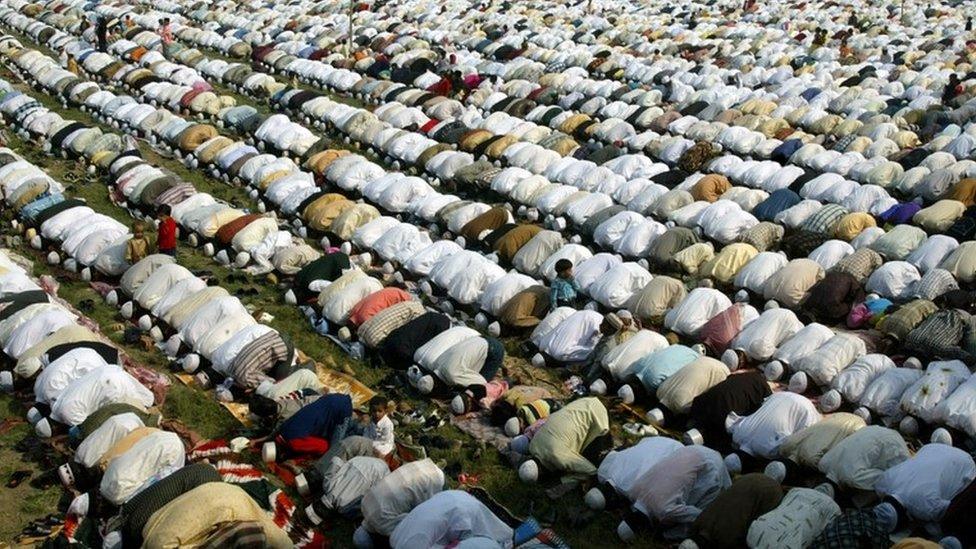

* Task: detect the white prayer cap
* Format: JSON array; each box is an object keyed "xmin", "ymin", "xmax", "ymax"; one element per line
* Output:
[
  {"xmin": 553, "ymin": 217, "xmax": 567, "ymax": 231},
  {"xmin": 724, "ymin": 453, "xmax": 742, "ymax": 474},
  {"xmin": 504, "ymin": 417, "xmax": 521, "ymax": 437},
  {"xmin": 81, "ymin": 267, "xmax": 92, "ymax": 281},
  {"xmin": 35, "ymin": 417, "xmax": 52, "ymax": 438},
  {"xmin": 589, "ymin": 378, "xmax": 607, "ymax": 395},
  {"xmin": 182, "ymin": 353, "xmax": 200, "ymax": 373},
  {"xmin": 284, "ymin": 289, "xmax": 297, "ymax": 305},
  {"xmin": 440, "ymin": 301, "xmax": 455, "ymax": 314},
  {"xmin": 416, "ymin": 375, "xmax": 435, "ymax": 394},
  {"xmin": 904, "ymin": 357, "xmax": 922, "ymax": 369},
  {"xmin": 149, "ymin": 327, "xmax": 163, "ymax": 342},
  {"xmin": 353, "ymin": 525, "xmax": 373, "ymax": 548},
  {"xmin": 358, "ymin": 252, "xmax": 372, "ymax": 267},
  {"xmin": 165, "ymin": 335, "xmax": 182, "ymax": 357},
  {"xmin": 487, "ymin": 322, "xmax": 501, "ymax": 337},
  {"xmin": 187, "ymin": 234, "xmax": 199, "ymax": 247},
  {"xmin": 764, "ymin": 360, "xmax": 784, "ymax": 381},
  {"xmin": 584, "ymin": 487, "xmax": 606, "ymax": 511},
  {"xmin": 340, "ymin": 241, "xmax": 352, "ymax": 255},
  {"xmin": 678, "ymin": 540, "xmax": 699, "ymax": 549},
  {"xmin": 518, "ymin": 460, "xmax": 539, "ymax": 483},
  {"xmin": 262, "ymin": 441, "xmax": 277, "ymax": 462},
  {"xmin": 931, "ymin": 427, "xmax": 953, "ymax": 446},
  {"xmin": 940, "ymin": 537, "xmax": 963, "ymax": 549},
  {"xmin": 616, "ymin": 520, "xmax": 635, "ymax": 542},
  {"xmin": 866, "ymin": 293, "xmax": 880, "ymax": 301},
  {"xmin": 531, "ymin": 353, "xmax": 546, "ymax": 368},
  {"xmin": 455, "ymin": 236, "xmax": 466, "ymax": 248},
  {"xmin": 46, "ymin": 251, "xmax": 60, "ymax": 265},
  {"xmin": 419, "ymin": 280, "xmax": 433, "ymax": 296},
  {"xmin": 764, "ymin": 461, "xmax": 787, "ymax": 483},
  {"xmin": 764, "ymin": 299, "xmax": 779, "ymax": 310},
  {"xmin": 295, "ymin": 473, "xmax": 311, "ymax": 497},
  {"xmin": 873, "ymin": 502, "xmax": 898, "ymax": 533},
  {"xmin": 67, "ymin": 492, "xmax": 89, "ymax": 517},
  {"xmin": 683, "ymin": 428, "xmax": 704, "ymax": 446},
  {"xmin": 450, "ymin": 394, "xmax": 467, "ymax": 415},
  {"xmin": 819, "ymin": 389, "xmax": 842, "ymax": 413},
  {"xmin": 691, "ymin": 343, "xmax": 706, "ymax": 355},
  {"xmin": 734, "ymin": 289, "xmax": 749, "ymax": 302},
  {"xmin": 406, "ymin": 365, "xmax": 423, "ymax": 385},
  {"xmin": 63, "ymin": 258, "xmax": 77, "ymax": 272},
  {"xmin": 120, "ymin": 301, "xmax": 134, "ymax": 319},
  {"xmin": 617, "ymin": 310, "xmax": 633, "ymax": 320},
  {"xmin": 0, "ymin": 370, "xmax": 11, "ymax": 393},
  {"xmin": 899, "ymin": 416, "xmax": 919, "ymax": 436},
  {"xmin": 137, "ymin": 314, "xmax": 152, "ymax": 331},
  {"xmin": 721, "ymin": 349, "xmax": 740, "ymax": 371},
  {"xmin": 814, "ymin": 483, "xmax": 835, "ymax": 499},
  {"xmin": 106, "ymin": 290, "xmax": 118, "ymax": 306},
  {"xmin": 320, "ymin": 237, "xmax": 331, "ymax": 250},
  {"xmin": 474, "ymin": 312, "xmax": 488, "ymax": 327},
  {"xmin": 337, "ymin": 327, "xmax": 352, "ymax": 342},
  {"xmin": 853, "ymin": 407, "xmax": 872, "ymax": 423},
  {"xmin": 26, "ymin": 407, "xmax": 42, "ymax": 425},
  {"xmin": 617, "ymin": 384, "xmax": 635, "ymax": 404},
  {"xmin": 788, "ymin": 371, "xmax": 808, "ymax": 393},
  {"xmin": 510, "ymin": 434, "xmax": 530, "ymax": 454},
  {"xmin": 698, "ymin": 278, "xmax": 714, "ymax": 288},
  {"xmin": 646, "ymin": 407, "xmax": 665, "ymax": 426},
  {"xmin": 214, "ymin": 249, "xmax": 230, "ymax": 265},
  {"xmin": 381, "ymin": 262, "xmax": 394, "ymax": 275}
]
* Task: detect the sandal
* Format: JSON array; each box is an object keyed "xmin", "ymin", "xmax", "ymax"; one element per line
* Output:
[{"xmin": 6, "ymin": 470, "xmax": 31, "ymax": 488}]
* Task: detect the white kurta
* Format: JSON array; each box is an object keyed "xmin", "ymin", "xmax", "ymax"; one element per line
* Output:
[
  {"xmin": 389, "ymin": 490, "xmax": 512, "ymax": 549},
  {"xmin": 730, "ymin": 392, "xmax": 822, "ymax": 459},
  {"xmin": 50, "ymin": 365, "xmax": 154, "ymax": 425}
]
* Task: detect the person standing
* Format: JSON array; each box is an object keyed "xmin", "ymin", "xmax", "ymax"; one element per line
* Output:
[
  {"xmin": 156, "ymin": 205, "xmax": 177, "ymax": 257},
  {"xmin": 96, "ymin": 16, "xmax": 108, "ymax": 52},
  {"xmin": 159, "ymin": 18, "xmax": 173, "ymax": 58}
]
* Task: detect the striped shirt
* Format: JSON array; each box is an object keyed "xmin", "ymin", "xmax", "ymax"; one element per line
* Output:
[
  {"xmin": 231, "ymin": 331, "xmax": 295, "ymax": 389},
  {"xmin": 878, "ymin": 299, "xmax": 938, "ymax": 341},
  {"xmin": 358, "ymin": 300, "xmax": 426, "ymax": 348},
  {"xmin": 904, "ymin": 309, "xmax": 972, "ymax": 361}
]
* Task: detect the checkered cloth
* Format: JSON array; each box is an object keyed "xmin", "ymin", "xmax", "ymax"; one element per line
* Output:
[{"xmin": 809, "ymin": 510, "xmax": 890, "ymax": 549}]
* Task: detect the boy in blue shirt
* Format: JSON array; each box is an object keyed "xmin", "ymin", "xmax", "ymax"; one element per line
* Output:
[{"xmin": 551, "ymin": 259, "xmax": 581, "ymax": 309}]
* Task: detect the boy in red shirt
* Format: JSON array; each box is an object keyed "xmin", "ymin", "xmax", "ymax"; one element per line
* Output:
[{"xmin": 157, "ymin": 205, "xmax": 177, "ymax": 256}]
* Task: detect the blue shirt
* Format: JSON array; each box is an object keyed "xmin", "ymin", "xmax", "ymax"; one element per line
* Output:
[
  {"xmin": 277, "ymin": 393, "xmax": 352, "ymax": 441},
  {"xmin": 550, "ymin": 277, "xmax": 580, "ymax": 307}
]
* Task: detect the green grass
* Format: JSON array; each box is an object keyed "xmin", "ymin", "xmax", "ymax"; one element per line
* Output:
[{"xmin": 0, "ymin": 48, "xmax": 633, "ymax": 547}]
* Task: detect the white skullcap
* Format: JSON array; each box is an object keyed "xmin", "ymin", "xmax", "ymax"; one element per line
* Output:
[
  {"xmin": 214, "ymin": 249, "xmax": 230, "ymax": 265},
  {"xmin": 721, "ymin": 349, "xmax": 740, "ymax": 371},
  {"xmin": 873, "ymin": 502, "xmax": 899, "ymax": 533},
  {"xmin": 26, "ymin": 407, "xmax": 42, "ymax": 425},
  {"xmin": 381, "ymin": 262, "xmax": 394, "ymax": 275},
  {"xmin": 531, "ymin": 353, "xmax": 546, "ymax": 368},
  {"xmin": 295, "ymin": 473, "xmax": 311, "ymax": 497},
  {"xmin": 0, "ymin": 370, "xmax": 11, "ymax": 392},
  {"xmin": 67, "ymin": 492, "xmax": 89, "ymax": 517},
  {"xmin": 553, "ymin": 217, "xmax": 567, "ymax": 231},
  {"xmin": 764, "ymin": 360, "xmax": 784, "ymax": 381},
  {"xmin": 691, "ymin": 343, "xmax": 705, "ymax": 355},
  {"xmin": 487, "ymin": 322, "xmax": 501, "ymax": 337},
  {"xmin": 353, "ymin": 525, "xmax": 373, "ymax": 548},
  {"xmin": 149, "ymin": 326, "xmax": 164, "ymax": 342},
  {"xmin": 35, "ymin": 417, "xmax": 52, "ymax": 438},
  {"xmin": 698, "ymin": 278, "xmax": 714, "ymax": 288},
  {"xmin": 137, "ymin": 314, "xmax": 152, "ymax": 331},
  {"xmin": 337, "ymin": 327, "xmax": 352, "ymax": 342},
  {"xmin": 618, "ymin": 384, "xmax": 635, "ymax": 404},
  {"xmin": 683, "ymin": 428, "xmax": 704, "ymax": 446},
  {"xmin": 866, "ymin": 293, "xmax": 880, "ymax": 301},
  {"xmin": 359, "ymin": 252, "xmax": 372, "ymax": 267},
  {"xmin": 262, "ymin": 441, "xmax": 277, "ymax": 462},
  {"xmin": 165, "ymin": 335, "xmax": 182, "ymax": 357},
  {"xmin": 678, "ymin": 540, "xmax": 700, "ymax": 549},
  {"xmin": 584, "ymin": 487, "xmax": 606, "ymax": 511},
  {"xmin": 940, "ymin": 537, "xmax": 963, "ymax": 549},
  {"xmin": 617, "ymin": 310, "xmax": 633, "ymax": 320},
  {"xmin": 589, "ymin": 378, "xmax": 607, "ymax": 395},
  {"xmin": 451, "ymin": 394, "xmax": 467, "ymax": 415},
  {"xmin": 406, "ymin": 365, "xmax": 423, "ymax": 385},
  {"xmin": 419, "ymin": 280, "xmax": 433, "ymax": 296},
  {"xmin": 474, "ymin": 312, "xmax": 488, "ymax": 327},
  {"xmin": 904, "ymin": 357, "xmax": 922, "ymax": 369},
  {"xmin": 518, "ymin": 460, "xmax": 539, "ymax": 483},
  {"xmin": 764, "ymin": 461, "xmax": 787, "ymax": 483},
  {"xmin": 734, "ymin": 289, "xmax": 749, "ymax": 303},
  {"xmin": 30, "ymin": 234, "xmax": 42, "ymax": 249},
  {"xmin": 646, "ymin": 408, "xmax": 665, "ymax": 426},
  {"xmin": 504, "ymin": 417, "xmax": 521, "ymax": 437},
  {"xmin": 340, "ymin": 241, "xmax": 352, "ymax": 255},
  {"xmin": 853, "ymin": 407, "xmax": 872, "ymax": 423},
  {"xmin": 393, "ymin": 271, "xmax": 405, "ymax": 284},
  {"xmin": 510, "ymin": 434, "xmax": 530, "ymax": 454},
  {"xmin": 284, "ymin": 289, "xmax": 297, "ymax": 305},
  {"xmin": 81, "ymin": 267, "xmax": 92, "ymax": 281},
  {"xmin": 584, "ymin": 301, "xmax": 599, "ymax": 311},
  {"xmin": 120, "ymin": 301, "xmax": 134, "ymax": 319},
  {"xmin": 182, "ymin": 353, "xmax": 200, "ymax": 374},
  {"xmin": 788, "ymin": 371, "xmax": 808, "ymax": 393},
  {"xmin": 814, "ymin": 483, "xmax": 835, "ymax": 499},
  {"xmin": 320, "ymin": 237, "xmax": 331, "ymax": 250},
  {"xmin": 416, "ymin": 375, "xmax": 435, "ymax": 394},
  {"xmin": 455, "ymin": 236, "xmax": 466, "ymax": 248},
  {"xmin": 764, "ymin": 299, "xmax": 779, "ymax": 310},
  {"xmin": 724, "ymin": 453, "xmax": 742, "ymax": 474},
  {"xmin": 202, "ymin": 242, "xmax": 215, "ymax": 256},
  {"xmin": 440, "ymin": 301, "xmax": 455, "ymax": 314},
  {"xmin": 899, "ymin": 416, "xmax": 919, "ymax": 436},
  {"xmin": 106, "ymin": 290, "xmax": 118, "ymax": 306},
  {"xmin": 617, "ymin": 520, "xmax": 635, "ymax": 542},
  {"xmin": 46, "ymin": 251, "xmax": 60, "ymax": 265},
  {"xmin": 819, "ymin": 389, "xmax": 842, "ymax": 413},
  {"xmin": 931, "ymin": 427, "xmax": 953, "ymax": 446},
  {"xmin": 63, "ymin": 258, "xmax": 77, "ymax": 272}
]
